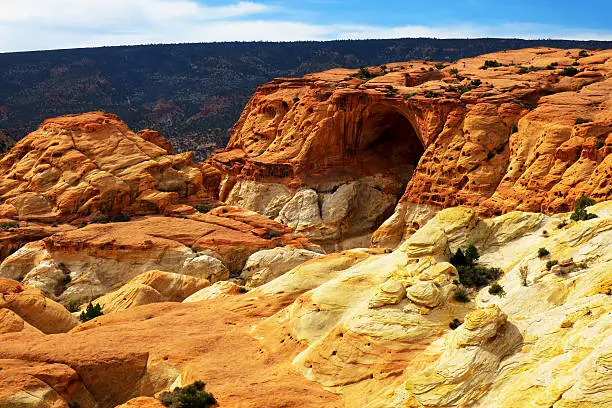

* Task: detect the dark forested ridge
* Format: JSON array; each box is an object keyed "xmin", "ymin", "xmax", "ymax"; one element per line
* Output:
[{"xmin": 1, "ymin": 38, "xmax": 610, "ymax": 159}]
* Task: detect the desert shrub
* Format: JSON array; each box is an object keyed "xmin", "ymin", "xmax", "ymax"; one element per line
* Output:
[
  {"xmin": 572, "ymin": 61, "xmax": 580, "ymax": 66},
  {"xmin": 264, "ymin": 229, "xmax": 282, "ymax": 239},
  {"xmin": 59, "ymin": 274, "xmax": 72, "ymax": 286},
  {"xmin": 0, "ymin": 222, "xmax": 19, "ymax": 230},
  {"xmin": 512, "ymin": 125, "xmax": 519, "ymax": 133},
  {"xmin": 560, "ymin": 67, "xmax": 579, "ymax": 77},
  {"xmin": 538, "ymin": 247, "xmax": 550, "ymax": 258},
  {"xmin": 90, "ymin": 214, "xmax": 130, "ymax": 224},
  {"xmin": 457, "ymin": 265, "xmax": 503, "ymax": 288},
  {"xmin": 449, "ymin": 318, "xmax": 462, "ymax": 330},
  {"xmin": 519, "ymin": 265, "xmax": 529, "ymax": 287},
  {"xmin": 546, "ymin": 260, "xmax": 558, "ymax": 271},
  {"xmin": 293, "ymin": 96, "xmax": 300, "ymax": 103},
  {"xmin": 579, "ymin": 50, "xmax": 589, "ymax": 57},
  {"xmin": 574, "ymin": 117, "xmax": 591, "ymax": 125},
  {"xmin": 195, "ymin": 204, "xmax": 214, "ymax": 213},
  {"xmin": 570, "ymin": 195, "xmax": 598, "ymax": 221},
  {"xmin": 480, "ymin": 60, "xmax": 502, "ymax": 69},
  {"xmin": 353, "ymin": 67, "xmax": 376, "ymax": 80},
  {"xmin": 79, "ymin": 303, "xmax": 103, "ymax": 322},
  {"xmin": 435, "ymin": 63, "xmax": 445, "ymax": 70},
  {"xmin": 159, "ymin": 381, "xmax": 217, "ymax": 408},
  {"xmin": 449, "ymin": 68, "xmax": 459, "ymax": 75},
  {"xmin": 453, "ymin": 286, "xmax": 470, "ymax": 303},
  {"xmin": 488, "ymin": 283, "xmax": 506, "ymax": 297},
  {"xmin": 470, "ymin": 79, "xmax": 482, "ymax": 87},
  {"xmin": 596, "ymin": 139, "xmax": 605, "ymax": 149},
  {"xmin": 487, "ymin": 151, "xmax": 495, "ymax": 160},
  {"xmin": 90, "ymin": 214, "xmax": 109, "ymax": 224},
  {"xmin": 66, "ymin": 301, "xmax": 80, "ymax": 313},
  {"xmin": 78, "ymin": 222, "xmax": 87, "ymax": 229},
  {"xmin": 110, "ymin": 214, "xmax": 131, "ymax": 222}
]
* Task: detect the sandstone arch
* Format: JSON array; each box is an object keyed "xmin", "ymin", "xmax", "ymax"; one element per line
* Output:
[{"xmin": 349, "ymin": 106, "xmax": 424, "ymax": 183}]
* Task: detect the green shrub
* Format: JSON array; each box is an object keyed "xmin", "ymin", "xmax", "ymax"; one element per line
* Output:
[
  {"xmin": 449, "ymin": 318, "xmax": 462, "ymax": 330},
  {"xmin": 195, "ymin": 204, "xmax": 214, "ymax": 213},
  {"xmin": 560, "ymin": 67, "xmax": 579, "ymax": 77},
  {"xmin": 488, "ymin": 283, "xmax": 506, "ymax": 297},
  {"xmin": 574, "ymin": 118, "xmax": 591, "ymax": 125},
  {"xmin": 354, "ymin": 67, "xmax": 376, "ymax": 80},
  {"xmin": 0, "ymin": 222, "xmax": 19, "ymax": 231},
  {"xmin": 579, "ymin": 50, "xmax": 589, "ymax": 57},
  {"xmin": 512, "ymin": 125, "xmax": 519, "ymax": 133},
  {"xmin": 79, "ymin": 303, "xmax": 103, "ymax": 322},
  {"xmin": 449, "ymin": 68, "xmax": 459, "ymax": 75},
  {"xmin": 90, "ymin": 214, "xmax": 131, "ymax": 224},
  {"xmin": 67, "ymin": 301, "xmax": 80, "ymax": 313},
  {"xmin": 453, "ymin": 286, "xmax": 470, "ymax": 303},
  {"xmin": 570, "ymin": 195, "xmax": 598, "ymax": 221},
  {"xmin": 457, "ymin": 265, "xmax": 503, "ymax": 288},
  {"xmin": 265, "ymin": 229, "xmax": 283, "ymax": 239},
  {"xmin": 470, "ymin": 79, "xmax": 482, "ymax": 87},
  {"xmin": 546, "ymin": 260, "xmax": 558, "ymax": 271},
  {"xmin": 293, "ymin": 97, "xmax": 300, "ymax": 103},
  {"xmin": 435, "ymin": 63, "xmax": 445, "ymax": 70},
  {"xmin": 464, "ymin": 244, "xmax": 480, "ymax": 265},
  {"xmin": 159, "ymin": 381, "xmax": 217, "ymax": 408},
  {"xmin": 572, "ymin": 61, "xmax": 580, "ymax": 66},
  {"xmin": 487, "ymin": 151, "xmax": 495, "ymax": 160},
  {"xmin": 538, "ymin": 248, "xmax": 550, "ymax": 258},
  {"xmin": 480, "ymin": 60, "xmax": 502, "ymax": 69},
  {"xmin": 59, "ymin": 274, "xmax": 72, "ymax": 286},
  {"xmin": 596, "ymin": 139, "xmax": 605, "ymax": 149}
]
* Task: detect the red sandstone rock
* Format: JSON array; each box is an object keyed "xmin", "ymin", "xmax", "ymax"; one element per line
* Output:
[{"xmin": 206, "ymin": 48, "xmax": 611, "ymax": 245}]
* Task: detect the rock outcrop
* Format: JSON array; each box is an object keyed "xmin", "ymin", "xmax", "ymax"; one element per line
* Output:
[
  {"xmin": 207, "ymin": 48, "xmax": 611, "ymax": 248},
  {"xmin": 0, "ymin": 199, "xmax": 610, "ymax": 408},
  {"xmin": 0, "ymin": 207, "xmax": 319, "ymax": 305},
  {"xmin": 0, "ymin": 112, "xmax": 212, "ymax": 223}
]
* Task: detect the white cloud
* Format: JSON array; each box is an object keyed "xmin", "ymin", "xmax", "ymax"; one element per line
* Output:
[{"xmin": 0, "ymin": 1, "xmax": 610, "ymax": 52}]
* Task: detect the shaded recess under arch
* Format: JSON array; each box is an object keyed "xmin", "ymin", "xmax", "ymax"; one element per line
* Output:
[{"xmin": 346, "ymin": 106, "xmax": 425, "ymax": 185}]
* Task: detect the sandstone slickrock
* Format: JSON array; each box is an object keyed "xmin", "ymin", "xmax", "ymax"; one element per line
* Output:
[
  {"xmin": 241, "ymin": 246, "xmax": 324, "ymax": 288},
  {"xmin": 0, "ymin": 278, "xmax": 78, "ymax": 333},
  {"xmin": 0, "ymin": 207, "xmax": 318, "ymax": 305},
  {"xmin": 0, "ymin": 200, "xmax": 610, "ymax": 407},
  {"xmin": 0, "ymin": 112, "xmax": 211, "ymax": 223},
  {"xmin": 93, "ymin": 270, "xmax": 211, "ymax": 314},
  {"xmin": 207, "ymin": 48, "xmax": 611, "ymax": 248}
]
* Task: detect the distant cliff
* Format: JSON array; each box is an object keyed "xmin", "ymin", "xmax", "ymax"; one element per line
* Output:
[{"xmin": 1, "ymin": 38, "xmax": 611, "ymax": 159}]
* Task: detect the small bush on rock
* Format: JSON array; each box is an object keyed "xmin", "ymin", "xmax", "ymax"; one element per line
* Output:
[
  {"xmin": 560, "ymin": 67, "xmax": 579, "ymax": 77},
  {"xmin": 449, "ymin": 318, "xmax": 462, "ymax": 330},
  {"xmin": 546, "ymin": 260, "xmax": 558, "ymax": 271},
  {"xmin": 195, "ymin": 204, "xmax": 214, "ymax": 213},
  {"xmin": 79, "ymin": 303, "xmax": 103, "ymax": 322},
  {"xmin": 570, "ymin": 195, "xmax": 598, "ymax": 222},
  {"xmin": 451, "ymin": 245, "xmax": 502, "ymax": 288},
  {"xmin": 453, "ymin": 286, "xmax": 470, "ymax": 303},
  {"xmin": 160, "ymin": 381, "xmax": 217, "ymax": 408},
  {"xmin": 538, "ymin": 248, "xmax": 550, "ymax": 258},
  {"xmin": 488, "ymin": 283, "xmax": 506, "ymax": 297}
]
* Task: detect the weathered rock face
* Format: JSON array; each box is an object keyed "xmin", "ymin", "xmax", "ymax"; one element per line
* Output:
[
  {"xmin": 0, "ymin": 278, "xmax": 78, "ymax": 333},
  {"xmin": 0, "ymin": 207, "xmax": 319, "ymax": 305},
  {"xmin": 208, "ymin": 48, "xmax": 611, "ymax": 248},
  {"xmin": 0, "ymin": 112, "xmax": 212, "ymax": 223},
  {"xmin": 0, "ymin": 201, "xmax": 609, "ymax": 408},
  {"xmin": 93, "ymin": 270, "xmax": 211, "ymax": 314}
]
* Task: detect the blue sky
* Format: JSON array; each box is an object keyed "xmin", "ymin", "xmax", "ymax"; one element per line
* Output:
[{"xmin": 0, "ymin": 0, "xmax": 610, "ymax": 52}]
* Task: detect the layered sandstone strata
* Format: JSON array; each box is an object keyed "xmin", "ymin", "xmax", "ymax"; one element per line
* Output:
[
  {"xmin": 207, "ymin": 48, "xmax": 611, "ymax": 247},
  {"xmin": 0, "ymin": 112, "xmax": 212, "ymax": 223},
  {"xmin": 0, "ymin": 206, "xmax": 319, "ymax": 305},
  {"xmin": 0, "ymin": 200, "xmax": 609, "ymax": 408}
]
